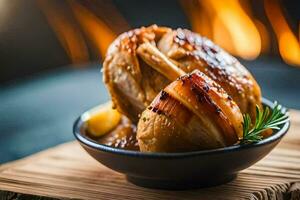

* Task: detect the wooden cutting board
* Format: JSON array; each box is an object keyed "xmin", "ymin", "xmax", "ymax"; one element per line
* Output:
[{"xmin": 0, "ymin": 111, "xmax": 300, "ymax": 200}]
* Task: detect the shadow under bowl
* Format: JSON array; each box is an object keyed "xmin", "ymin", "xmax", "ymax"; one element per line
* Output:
[{"xmin": 73, "ymin": 98, "xmax": 290, "ymax": 190}]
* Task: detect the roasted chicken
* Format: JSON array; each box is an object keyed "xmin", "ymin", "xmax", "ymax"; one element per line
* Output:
[
  {"xmin": 137, "ymin": 70, "xmax": 244, "ymax": 152},
  {"xmin": 103, "ymin": 25, "xmax": 261, "ymax": 123}
]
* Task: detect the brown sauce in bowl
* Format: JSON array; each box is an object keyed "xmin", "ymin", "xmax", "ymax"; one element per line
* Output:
[{"xmin": 85, "ymin": 116, "xmax": 139, "ymax": 151}]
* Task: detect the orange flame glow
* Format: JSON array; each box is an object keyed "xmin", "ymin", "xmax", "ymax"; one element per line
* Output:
[
  {"xmin": 265, "ymin": 0, "xmax": 300, "ymax": 66},
  {"xmin": 37, "ymin": 0, "xmax": 89, "ymax": 64},
  {"xmin": 69, "ymin": 1, "xmax": 116, "ymax": 59},
  {"xmin": 199, "ymin": 0, "xmax": 261, "ymax": 60},
  {"xmin": 180, "ymin": 0, "xmax": 212, "ymax": 39},
  {"xmin": 82, "ymin": 0, "xmax": 130, "ymax": 35},
  {"xmin": 39, "ymin": 0, "xmax": 299, "ymax": 67},
  {"xmin": 253, "ymin": 19, "xmax": 270, "ymax": 53}
]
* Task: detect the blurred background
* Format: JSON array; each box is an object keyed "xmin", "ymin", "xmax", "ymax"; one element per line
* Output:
[{"xmin": 0, "ymin": 0, "xmax": 299, "ymax": 163}]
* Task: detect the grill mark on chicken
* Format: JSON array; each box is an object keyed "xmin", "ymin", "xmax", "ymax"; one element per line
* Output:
[
  {"xmin": 179, "ymin": 74, "xmax": 221, "ymax": 115},
  {"xmin": 191, "ymin": 84, "xmax": 205, "ymax": 103},
  {"xmin": 159, "ymin": 90, "xmax": 169, "ymax": 100},
  {"xmin": 148, "ymin": 104, "xmax": 165, "ymax": 115},
  {"xmin": 203, "ymin": 84, "xmax": 210, "ymax": 93},
  {"xmin": 170, "ymin": 72, "xmax": 238, "ymax": 145},
  {"xmin": 148, "ymin": 91, "xmax": 192, "ymax": 122},
  {"xmin": 151, "ymin": 107, "xmax": 164, "ymax": 115},
  {"xmin": 190, "ymin": 82, "xmax": 221, "ymax": 115}
]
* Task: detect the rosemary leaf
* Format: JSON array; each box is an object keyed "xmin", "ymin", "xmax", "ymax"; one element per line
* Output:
[{"xmin": 240, "ymin": 102, "xmax": 289, "ymax": 144}]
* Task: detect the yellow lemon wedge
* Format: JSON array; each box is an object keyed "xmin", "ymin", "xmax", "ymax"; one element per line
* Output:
[{"xmin": 83, "ymin": 101, "xmax": 121, "ymax": 137}]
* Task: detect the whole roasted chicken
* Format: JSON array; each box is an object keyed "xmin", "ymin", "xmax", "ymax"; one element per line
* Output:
[
  {"xmin": 103, "ymin": 25, "xmax": 262, "ymax": 152},
  {"xmin": 103, "ymin": 25, "xmax": 261, "ymax": 123}
]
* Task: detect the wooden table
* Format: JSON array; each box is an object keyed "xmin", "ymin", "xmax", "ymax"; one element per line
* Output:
[{"xmin": 0, "ymin": 111, "xmax": 300, "ymax": 200}]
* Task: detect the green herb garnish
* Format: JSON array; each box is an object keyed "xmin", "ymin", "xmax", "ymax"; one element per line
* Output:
[{"xmin": 240, "ymin": 102, "xmax": 289, "ymax": 144}]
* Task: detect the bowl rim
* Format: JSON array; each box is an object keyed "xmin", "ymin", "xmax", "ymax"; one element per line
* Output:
[{"xmin": 73, "ymin": 98, "xmax": 290, "ymax": 158}]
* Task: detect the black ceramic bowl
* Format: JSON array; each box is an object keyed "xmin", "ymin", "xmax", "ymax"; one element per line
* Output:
[{"xmin": 73, "ymin": 98, "xmax": 290, "ymax": 190}]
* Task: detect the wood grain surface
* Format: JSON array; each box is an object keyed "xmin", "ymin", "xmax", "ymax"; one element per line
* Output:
[{"xmin": 0, "ymin": 111, "xmax": 300, "ymax": 200}]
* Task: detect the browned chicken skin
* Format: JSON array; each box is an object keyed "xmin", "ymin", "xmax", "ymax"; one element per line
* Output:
[
  {"xmin": 103, "ymin": 25, "xmax": 261, "ymax": 123},
  {"xmin": 158, "ymin": 29, "xmax": 261, "ymax": 120},
  {"xmin": 137, "ymin": 70, "xmax": 244, "ymax": 152},
  {"xmin": 103, "ymin": 25, "xmax": 170, "ymax": 122}
]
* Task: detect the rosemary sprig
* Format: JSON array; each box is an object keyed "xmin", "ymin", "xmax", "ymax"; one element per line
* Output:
[{"xmin": 240, "ymin": 102, "xmax": 289, "ymax": 144}]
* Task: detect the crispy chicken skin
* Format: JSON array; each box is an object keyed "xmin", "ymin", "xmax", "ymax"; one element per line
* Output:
[
  {"xmin": 158, "ymin": 29, "xmax": 261, "ymax": 120},
  {"xmin": 103, "ymin": 25, "xmax": 261, "ymax": 123},
  {"xmin": 137, "ymin": 70, "xmax": 244, "ymax": 152}
]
